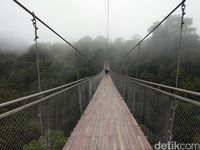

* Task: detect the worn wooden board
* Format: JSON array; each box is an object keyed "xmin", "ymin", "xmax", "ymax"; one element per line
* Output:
[{"xmin": 63, "ymin": 74, "xmax": 152, "ymax": 150}]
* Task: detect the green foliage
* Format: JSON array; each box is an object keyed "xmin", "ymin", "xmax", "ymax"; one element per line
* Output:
[
  {"xmin": 23, "ymin": 130, "xmax": 66, "ymax": 150},
  {"xmin": 111, "ymin": 15, "xmax": 200, "ymax": 145},
  {"xmin": 0, "ymin": 37, "xmax": 104, "ymax": 149},
  {"xmin": 23, "ymin": 140, "xmax": 42, "ymax": 150},
  {"xmin": 0, "ymin": 14, "xmax": 200, "ymax": 148},
  {"xmin": 0, "ymin": 39, "xmax": 104, "ymax": 102}
]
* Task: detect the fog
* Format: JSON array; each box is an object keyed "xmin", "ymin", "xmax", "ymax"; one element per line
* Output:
[
  {"xmin": 0, "ymin": 0, "xmax": 200, "ymax": 50},
  {"xmin": 1, "ymin": 2, "xmax": 200, "ymax": 146}
]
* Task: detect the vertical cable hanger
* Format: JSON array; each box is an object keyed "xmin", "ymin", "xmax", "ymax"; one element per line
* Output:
[
  {"xmin": 87, "ymin": 60, "xmax": 89, "ymax": 77},
  {"xmin": 32, "ymin": 12, "xmax": 47, "ymax": 148},
  {"xmin": 105, "ymin": 0, "xmax": 110, "ymax": 69},
  {"xmin": 175, "ymin": 0, "xmax": 186, "ymax": 88},
  {"xmin": 32, "ymin": 12, "xmax": 41, "ymax": 92},
  {"xmin": 169, "ymin": 0, "xmax": 186, "ymax": 142},
  {"xmin": 124, "ymin": 0, "xmax": 187, "ymax": 58},
  {"xmin": 73, "ymin": 50, "xmax": 80, "ymax": 80},
  {"xmin": 120, "ymin": 57, "xmax": 123, "ymax": 74},
  {"xmin": 136, "ymin": 43, "xmax": 141, "ymax": 78},
  {"xmin": 125, "ymin": 56, "xmax": 129, "ymax": 76},
  {"xmin": 13, "ymin": 0, "xmax": 98, "ymax": 69},
  {"xmin": 104, "ymin": 0, "xmax": 107, "ymax": 69}
]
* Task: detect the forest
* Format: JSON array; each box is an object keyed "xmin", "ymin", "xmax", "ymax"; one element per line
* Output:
[
  {"xmin": 0, "ymin": 15, "xmax": 200, "ymax": 149},
  {"xmin": 1, "ymin": 15, "xmax": 200, "ymax": 103}
]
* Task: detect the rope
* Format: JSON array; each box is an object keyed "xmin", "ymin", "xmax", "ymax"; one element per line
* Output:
[
  {"xmin": 13, "ymin": 0, "xmax": 97, "ymax": 66},
  {"xmin": 105, "ymin": 0, "xmax": 110, "ymax": 68},
  {"xmin": 120, "ymin": 58, "xmax": 123, "ymax": 74},
  {"xmin": 31, "ymin": 12, "xmax": 47, "ymax": 148},
  {"xmin": 169, "ymin": 0, "xmax": 186, "ymax": 142},
  {"xmin": 118, "ymin": 0, "xmax": 186, "ymax": 75},
  {"xmin": 87, "ymin": 60, "xmax": 89, "ymax": 77},
  {"xmin": 125, "ymin": 56, "xmax": 129, "ymax": 76},
  {"xmin": 175, "ymin": 0, "xmax": 186, "ymax": 88},
  {"xmin": 31, "ymin": 13, "xmax": 41, "ymax": 92},
  {"xmin": 72, "ymin": 49, "xmax": 80, "ymax": 80},
  {"xmin": 136, "ymin": 43, "xmax": 140, "ymax": 78},
  {"xmin": 125, "ymin": 0, "xmax": 186, "ymax": 57}
]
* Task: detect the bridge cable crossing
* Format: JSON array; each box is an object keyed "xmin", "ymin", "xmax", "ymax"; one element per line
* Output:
[
  {"xmin": 105, "ymin": 0, "xmax": 110, "ymax": 69},
  {"xmin": 124, "ymin": 0, "xmax": 186, "ymax": 57},
  {"xmin": 13, "ymin": 0, "xmax": 97, "ymax": 66},
  {"xmin": 117, "ymin": 0, "xmax": 187, "ymax": 142},
  {"xmin": 120, "ymin": 0, "xmax": 187, "ymax": 80}
]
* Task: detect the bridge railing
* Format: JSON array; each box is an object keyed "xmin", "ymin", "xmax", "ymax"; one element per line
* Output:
[
  {"xmin": 111, "ymin": 72, "xmax": 200, "ymax": 146},
  {"xmin": 0, "ymin": 72, "xmax": 103, "ymax": 150}
]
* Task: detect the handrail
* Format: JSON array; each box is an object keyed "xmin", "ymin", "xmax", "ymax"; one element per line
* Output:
[
  {"xmin": 0, "ymin": 75, "xmax": 95, "ymax": 108},
  {"xmin": 111, "ymin": 72, "xmax": 200, "ymax": 106},
  {"xmin": 127, "ymin": 77, "xmax": 200, "ymax": 97},
  {"xmin": 0, "ymin": 77, "xmax": 93, "ymax": 119},
  {"xmin": 128, "ymin": 78, "xmax": 200, "ymax": 107},
  {"xmin": 111, "ymin": 72, "xmax": 200, "ymax": 97}
]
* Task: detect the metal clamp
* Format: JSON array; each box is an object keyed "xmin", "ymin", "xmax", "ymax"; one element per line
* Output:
[
  {"xmin": 31, "ymin": 12, "xmax": 39, "ymax": 41},
  {"xmin": 181, "ymin": 1, "xmax": 186, "ymax": 25}
]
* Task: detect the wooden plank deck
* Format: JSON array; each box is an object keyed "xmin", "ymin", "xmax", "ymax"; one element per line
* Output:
[{"xmin": 63, "ymin": 74, "xmax": 152, "ymax": 150}]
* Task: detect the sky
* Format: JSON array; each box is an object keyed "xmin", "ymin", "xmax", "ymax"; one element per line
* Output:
[{"xmin": 0, "ymin": 0, "xmax": 200, "ymax": 47}]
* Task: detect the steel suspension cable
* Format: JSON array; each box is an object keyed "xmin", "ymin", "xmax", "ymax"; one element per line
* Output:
[
  {"xmin": 75, "ymin": 53, "xmax": 80, "ymax": 80},
  {"xmin": 125, "ymin": 56, "xmax": 129, "ymax": 76},
  {"xmin": 175, "ymin": 1, "xmax": 186, "ymax": 88},
  {"xmin": 13, "ymin": 0, "xmax": 96, "ymax": 65},
  {"xmin": 125, "ymin": 0, "xmax": 186, "ymax": 57},
  {"xmin": 169, "ymin": 0, "xmax": 186, "ymax": 142},
  {"xmin": 31, "ymin": 12, "xmax": 46, "ymax": 147},
  {"xmin": 105, "ymin": 0, "xmax": 110, "ymax": 68},
  {"xmin": 118, "ymin": 0, "xmax": 186, "ymax": 78},
  {"xmin": 32, "ymin": 13, "xmax": 41, "ymax": 92},
  {"xmin": 136, "ymin": 43, "xmax": 140, "ymax": 78}
]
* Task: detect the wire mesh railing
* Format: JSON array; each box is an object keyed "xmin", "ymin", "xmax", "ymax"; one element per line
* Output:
[
  {"xmin": 0, "ymin": 73, "xmax": 102, "ymax": 150},
  {"xmin": 111, "ymin": 72, "xmax": 200, "ymax": 146}
]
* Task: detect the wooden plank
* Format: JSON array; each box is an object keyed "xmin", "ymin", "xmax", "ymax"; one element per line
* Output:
[{"xmin": 63, "ymin": 74, "xmax": 152, "ymax": 150}]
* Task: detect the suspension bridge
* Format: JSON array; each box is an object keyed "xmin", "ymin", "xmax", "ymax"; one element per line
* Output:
[{"xmin": 1, "ymin": 0, "xmax": 200, "ymax": 150}]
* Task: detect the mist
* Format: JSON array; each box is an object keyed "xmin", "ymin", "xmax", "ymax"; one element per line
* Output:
[
  {"xmin": 0, "ymin": 1, "xmax": 200, "ymax": 102},
  {"xmin": 1, "ymin": 0, "xmax": 200, "ymax": 45},
  {"xmin": 1, "ymin": 0, "xmax": 200, "ymax": 149},
  {"xmin": 0, "ymin": 34, "xmax": 29, "ymax": 53}
]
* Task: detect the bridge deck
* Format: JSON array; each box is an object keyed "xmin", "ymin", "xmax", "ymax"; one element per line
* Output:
[{"xmin": 63, "ymin": 74, "xmax": 152, "ymax": 150}]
